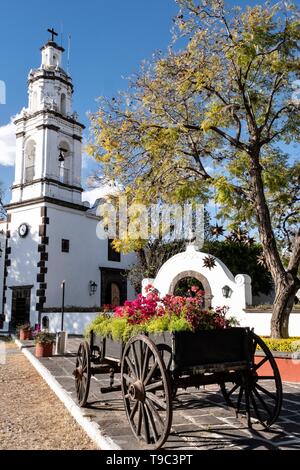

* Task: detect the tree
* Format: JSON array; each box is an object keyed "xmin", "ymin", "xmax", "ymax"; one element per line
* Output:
[
  {"xmin": 88, "ymin": 0, "xmax": 300, "ymax": 338},
  {"xmin": 127, "ymin": 239, "xmax": 186, "ymax": 293},
  {"xmin": 203, "ymin": 240, "xmax": 273, "ymax": 297}
]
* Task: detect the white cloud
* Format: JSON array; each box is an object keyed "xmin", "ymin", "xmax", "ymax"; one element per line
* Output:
[{"xmin": 0, "ymin": 121, "xmax": 16, "ymax": 166}]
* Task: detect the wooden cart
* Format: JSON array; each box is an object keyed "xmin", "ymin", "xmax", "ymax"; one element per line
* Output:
[{"xmin": 73, "ymin": 327, "xmax": 282, "ymax": 449}]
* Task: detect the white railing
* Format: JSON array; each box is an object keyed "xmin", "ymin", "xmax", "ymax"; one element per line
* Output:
[
  {"xmin": 59, "ymin": 167, "xmax": 70, "ymax": 185},
  {"xmin": 25, "ymin": 166, "xmax": 35, "ymax": 183}
]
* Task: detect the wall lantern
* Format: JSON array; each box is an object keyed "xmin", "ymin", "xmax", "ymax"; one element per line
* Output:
[
  {"xmin": 222, "ymin": 285, "xmax": 233, "ymax": 299},
  {"xmin": 0, "ymin": 243, "xmax": 2, "ymax": 258},
  {"xmin": 89, "ymin": 281, "xmax": 98, "ymax": 296}
]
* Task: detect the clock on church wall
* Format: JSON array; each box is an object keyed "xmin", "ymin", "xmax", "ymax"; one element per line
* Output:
[{"xmin": 18, "ymin": 223, "xmax": 29, "ymax": 238}]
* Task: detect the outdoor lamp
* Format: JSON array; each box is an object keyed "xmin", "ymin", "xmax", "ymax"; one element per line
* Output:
[
  {"xmin": 89, "ymin": 281, "xmax": 98, "ymax": 296},
  {"xmin": 222, "ymin": 285, "xmax": 233, "ymax": 299}
]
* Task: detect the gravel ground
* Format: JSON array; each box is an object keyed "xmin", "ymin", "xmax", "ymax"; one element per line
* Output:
[{"xmin": 0, "ymin": 339, "xmax": 97, "ymax": 450}]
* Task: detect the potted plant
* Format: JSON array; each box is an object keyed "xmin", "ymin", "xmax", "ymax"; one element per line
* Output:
[
  {"xmin": 17, "ymin": 324, "xmax": 33, "ymax": 341},
  {"xmin": 34, "ymin": 331, "xmax": 56, "ymax": 358}
]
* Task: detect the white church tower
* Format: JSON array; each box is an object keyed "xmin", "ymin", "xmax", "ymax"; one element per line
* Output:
[
  {"xmin": 0, "ymin": 30, "xmax": 136, "ymax": 333},
  {"xmin": 11, "ymin": 28, "xmax": 84, "ymax": 205}
]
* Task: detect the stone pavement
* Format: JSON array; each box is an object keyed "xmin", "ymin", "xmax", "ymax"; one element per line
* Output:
[{"xmin": 19, "ymin": 336, "xmax": 300, "ymax": 450}]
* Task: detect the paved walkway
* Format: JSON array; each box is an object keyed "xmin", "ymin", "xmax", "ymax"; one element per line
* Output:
[
  {"xmin": 0, "ymin": 339, "xmax": 96, "ymax": 450},
  {"xmin": 18, "ymin": 337, "xmax": 300, "ymax": 450}
]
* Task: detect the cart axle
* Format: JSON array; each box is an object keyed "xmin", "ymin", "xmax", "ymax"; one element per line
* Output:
[{"xmin": 100, "ymin": 385, "xmax": 122, "ymax": 394}]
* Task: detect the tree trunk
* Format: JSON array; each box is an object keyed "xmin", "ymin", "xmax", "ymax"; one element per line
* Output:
[
  {"xmin": 248, "ymin": 150, "xmax": 300, "ymax": 338},
  {"xmin": 271, "ymin": 274, "xmax": 300, "ymax": 338}
]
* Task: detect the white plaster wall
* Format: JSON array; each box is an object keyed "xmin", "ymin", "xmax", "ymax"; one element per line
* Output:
[
  {"xmin": 4, "ymin": 205, "xmax": 42, "ymax": 327},
  {"xmin": 151, "ymin": 245, "xmax": 252, "ymax": 314},
  {"xmin": 28, "ymin": 73, "xmax": 72, "ymax": 116},
  {"xmin": 43, "ymin": 312, "xmax": 100, "ymax": 335},
  {"xmin": 45, "ymin": 204, "xmax": 136, "ymax": 309},
  {"xmin": 236, "ymin": 311, "xmax": 300, "ymax": 337},
  {"xmin": 0, "ymin": 224, "xmax": 6, "ymax": 325},
  {"xmin": 13, "ymin": 112, "xmax": 83, "ymax": 205},
  {"xmin": 12, "ymin": 182, "xmax": 82, "ymax": 205}
]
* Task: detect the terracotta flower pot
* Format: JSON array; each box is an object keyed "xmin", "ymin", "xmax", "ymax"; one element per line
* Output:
[
  {"xmin": 35, "ymin": 342, "xmax": 53, "ymax": 358},
  {"xmin": 19, "ymin": 329, "xmax": 32, "ymax": 341}
]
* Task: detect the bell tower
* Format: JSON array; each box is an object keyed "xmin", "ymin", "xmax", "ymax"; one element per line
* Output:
[{"xmin": 11, "ymin": 29, "xmax": 85, "ymax": 206}]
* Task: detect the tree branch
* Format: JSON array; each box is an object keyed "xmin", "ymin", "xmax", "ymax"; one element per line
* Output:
[{"xmin": 288, "ymin": 230, "xmax": 300, "ymax": 274}]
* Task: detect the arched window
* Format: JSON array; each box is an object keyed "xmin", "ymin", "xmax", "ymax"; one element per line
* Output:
[
  {"xmin": 53, "ymin": 54, "xmax": 58, "ymax": 67},
  {"xmin": 24, "ymin": 140, "xmax": 36, "ymax": 183},
  {"xmin": 170, "ymin": 271, "xmax": 213, "ymax": 308},
  {"xmin": 31, "ymin": 91, "xmax": 37, "ymax": 112},
  {"xmin": 58, "ymin": 141, "xmax": 71, "ymax": 184},
  {"xmin": 173, "ymin": 277, "xmax": 205, "ymax": 298},
  {"xmin": 42, "ymin": 316, "xmax": 49, "ymax": 330},
  {"xmin": 60, "ymin": 93, "xmax": 66, "ymax": 114}
]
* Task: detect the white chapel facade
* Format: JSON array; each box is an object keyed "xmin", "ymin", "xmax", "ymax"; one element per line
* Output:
[{"xmin": 0, "ymin": 32, "xmax": 135, "ymax": 332}]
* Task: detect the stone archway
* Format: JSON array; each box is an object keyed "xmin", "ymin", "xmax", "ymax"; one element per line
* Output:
[{"xmin": 169, "ymin": 270, "xmax": 212, "ymax": 308}]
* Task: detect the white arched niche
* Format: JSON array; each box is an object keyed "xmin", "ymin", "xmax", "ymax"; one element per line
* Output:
[{"xmin": 142, "ymin": 244, "xmax": 252, "ymax": 313}]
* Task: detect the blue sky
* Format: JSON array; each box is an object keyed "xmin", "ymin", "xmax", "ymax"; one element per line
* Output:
[{"xmin": 0, "ymin": 0, "xmax": 296, "ymax": 204}]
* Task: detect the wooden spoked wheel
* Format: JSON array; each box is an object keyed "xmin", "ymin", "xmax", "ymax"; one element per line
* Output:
[
  {"xmin": 156, "ymin": 343, "xmax": 177, "ymax": 400},
  {"xmin": 121, "ymin": 335, "xmax": 172, "ymax": 449},
  {"xmin": 74, "ymin": 341, "xmax": 91, "ymax": 407},
  {"xmin": 221, "ymin": 331, "xmax": 282, "ymax": 429}
]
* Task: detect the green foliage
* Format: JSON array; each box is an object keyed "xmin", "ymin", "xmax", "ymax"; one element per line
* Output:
[
  {"xmin": 87, "ymin": 0, "xmax": 300, "ymax": 338},
  {"xmin": 174, "ymin": 277, "xmax": 204, "ymax": 297},
  {"xmin": 88, "ymin": 0, "xmax": 299, "ymax": 238},
  {"xmin": 127, "ymin": 239, "xmax": 186, "ymax": 293},
  {"xmin": 203, "ymin": 240, "xmax": 273, "ymax": 296},
  {"xmin": 147, "ymin": 313, "xmax": 192, "ymax": 334},
  {"xmin": 85, "ymin": 315, "xmax": 146, "ymax": 342},
  {"xmin": 86, "ymin": 311, "xmax": 212, "ymax": 342},
  {"xmin": 16, "ymin": 324, "xmax": 32, "ymax": 332},
  {"xmin": 259, "ymin": 337, "xmax": 300, "ymax": 353},
  {"xmin": 34, "ymin": 332, "xmax": 56, "ymax": 345}
]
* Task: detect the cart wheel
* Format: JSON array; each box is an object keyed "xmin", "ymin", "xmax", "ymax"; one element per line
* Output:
[
  {"xmin": 121, "ymin": 335, "xmax": 172, "ymax": 449},
  {"xmin": 157, "ymin": 344, "xmax": 177, "ymax": 400},
  {"xmin": 73, "ymin": 341, "xmax": 91, "ymax": 407},
  {"xmin": 221, "ymin": 331, "xmax": 282, "ymax": 429}
]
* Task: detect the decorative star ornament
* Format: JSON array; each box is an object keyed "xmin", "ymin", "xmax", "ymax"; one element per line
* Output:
[
  {"xmin": 210, "ymin": 224, "xmax": 225, "ymax": 238},
  {"xmin": 203, "ymin": 255, "xmax": 216, "ymax": 270}
]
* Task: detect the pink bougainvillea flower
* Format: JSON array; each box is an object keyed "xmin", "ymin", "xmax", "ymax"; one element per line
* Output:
[{"xmin": 191, "ymin": 285, "xmax": 199, "ymax": 293}]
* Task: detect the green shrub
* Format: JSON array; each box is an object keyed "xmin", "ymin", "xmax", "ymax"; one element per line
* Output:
[
  {"xmin": 259, "ymin": 337, "xmax": 300, "ymax": 353},
  {"xmin": 34, "ymin": 331, "xmax": 56, "ymax": 344},
  {"xmin": 86, "ymin": 312, "xmax": 194, "ymax": 342}
]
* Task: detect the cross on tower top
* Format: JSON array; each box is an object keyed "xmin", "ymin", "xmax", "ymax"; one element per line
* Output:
[{"xmin": 47, "ymin": 28, "xmax": 58, "ymax": 42}]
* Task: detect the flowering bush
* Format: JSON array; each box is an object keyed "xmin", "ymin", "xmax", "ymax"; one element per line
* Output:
[
  {"xmin": 33, "ymin": 331, "xmax": 56, "ymax": 345},
  {"xmin": 87, "ymin": 285, "xmax": 238, "ymax": 342}
]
